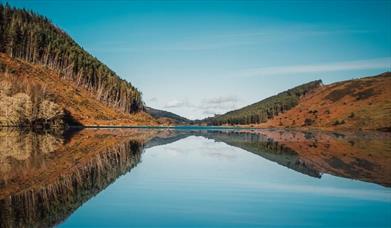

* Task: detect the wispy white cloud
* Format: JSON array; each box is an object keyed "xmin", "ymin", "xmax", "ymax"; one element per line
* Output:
[
  {"xmin": 161, "ymin": 95, "xmax": 240, "ymax": 117},
  {"xmin": 148, "ymin": 97, "xmax": 158, "ymax": 103},
  {"xmin": 198, "ymin": 96, "xmax": 239, "ymax": 116},
  {"xmin": 163, "ymin": 99, "xmax": 191, "ymax": 109},
  {"xmin": 239, "ymin": 57, "xmax": 391, "ymax": 77},
  {"xmin": 89, "ymin": 25, "xmax": 373, "ymax": 53},
  {"xmin": 215, "ymin": 28, "xmax": 371, "ymax": 39},
  {"xmin": 200, "ymin": 96, "xmax": 238, "ymax": 109},
  {"xmin": 202, "ymin": 96, "xmax": 239, "ymax": 104}
]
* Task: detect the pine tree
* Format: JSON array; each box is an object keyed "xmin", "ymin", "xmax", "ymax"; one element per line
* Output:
[{"xmin": 0, "ymin": 4, "xmax": 144, "ymax": 114}]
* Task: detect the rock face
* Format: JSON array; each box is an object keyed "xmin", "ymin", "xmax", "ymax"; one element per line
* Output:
[{"xmin": 0, "ymin": 80, "xmax": 65, "ymax": 128}]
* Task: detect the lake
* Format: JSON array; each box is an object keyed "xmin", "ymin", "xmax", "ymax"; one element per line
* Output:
[{"xmin": 0, "ymin": 128, "xmax": 390, "ymax": 227}]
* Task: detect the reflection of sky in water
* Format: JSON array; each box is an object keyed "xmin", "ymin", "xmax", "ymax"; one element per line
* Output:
[{"xmin": 61, "ymin": 136, "xmax": 391, "ymax": 227}]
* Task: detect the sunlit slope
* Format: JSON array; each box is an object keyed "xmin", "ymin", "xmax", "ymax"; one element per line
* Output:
[
  {"xmin": 202, "ymin": 80, "xmax": 322, "ymax": 125},
  {"xmin": 260, "ymin": 73, "xmax": 391, "ymax": 131},
  {"xmin": 0, "ymin": 4, "xmax": 161, "ymax": 127},
  {"xmin": 0, "ymin": 53, "xmax": 158, "ymax": 126},
  {"xmin": 0, "ymin": 4, "xmax": 143, "ymax": 114}
]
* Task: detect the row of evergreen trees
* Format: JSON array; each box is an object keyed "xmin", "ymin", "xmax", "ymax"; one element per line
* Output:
[
  {"xmin": 202, "ymin": 80, "xmax": 322, "ymax": 125},
  {"xmin": 0, "ymin": 4, "xmax": 143, "ymax": 113}
]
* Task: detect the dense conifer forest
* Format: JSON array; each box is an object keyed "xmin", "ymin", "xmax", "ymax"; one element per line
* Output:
[
  {"xmin": 202, "ymin": 80, "xmax": 322, "ymax": 125},
  {"xmin": 0, "ymin": 4, "xmax": 143, "ymax": 114}
]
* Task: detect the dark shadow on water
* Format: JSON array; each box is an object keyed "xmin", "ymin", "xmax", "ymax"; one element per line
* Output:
[{"xmin": 63, "ymin": 109, "xmax": 83, "ymax": 128}]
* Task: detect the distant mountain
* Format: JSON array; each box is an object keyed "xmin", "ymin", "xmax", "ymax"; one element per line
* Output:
[
  {"xmin": 200, "ymin": 80, "xmax": 322, "ymax": 125},
  {"xmin": 145, "ymin": 107, "xmax": 190, "ymax": 124},
  {"xmin": 0, "ymin": 4, "xmax": 157, "ymax": 127}
]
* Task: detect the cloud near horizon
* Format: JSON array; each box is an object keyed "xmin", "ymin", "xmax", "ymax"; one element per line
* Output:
[
  {"xmin": 162, "ymin": 95, "xmax": 240, "ymax": 118},
  {"xmin": 162, "ymin": 99, "xmax": 191, "ymax": 109}
]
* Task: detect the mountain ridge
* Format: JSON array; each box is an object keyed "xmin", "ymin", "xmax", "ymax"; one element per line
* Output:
[
  {"xmin": 258, "ymin": 72, "xmax": 391, "ymax": 131},
  {"xmin": 200, "ymin": 80, "xmax": 322, "ymax": 125},
  {"xmin": 199, "ymin": 72, "xmax": 390, "ymax": 131}
]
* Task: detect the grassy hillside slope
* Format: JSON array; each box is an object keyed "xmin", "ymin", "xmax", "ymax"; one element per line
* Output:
[
  {"xmin": 258, "ymin": 73, "xmax": 391, "ymax": 131},
  {"xmin": 201, "ymin": 80, "xmax": 322, "ymax": 125},
  {"xmin": 0, "ymin": 53, "xmax": 158, "ymax": 126},
  {"xmin": 0, "ymin": 4, "xmax": 143, "ymax": 114}
]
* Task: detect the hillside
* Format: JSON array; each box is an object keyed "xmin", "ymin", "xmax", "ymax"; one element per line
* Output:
[
  {"xmin": 0, "ymin": 128, "xmax": 158, "ymax": 227},
  {"xmin": 200, "ymin": 73, "xmax": 391, "ymax": 131},
  {"xmin": 258, "ymin": 72, "xmax": 391, "ymax": 131},
  {"xmin": 195, "ymin": 129, "xmax": 391, "ymax": 186},
  {"xmin": 201, "ymin": 80, "xmax": 322, "ymax": 125},
  {"xmin": 145, "ymin": 107, "xmax": 190, "ymax": 125},
  {"xmin": 0, "ymin": 4, "xmax": 146, "ymax": 123},
  {"xmin": 0, "ymin": 53, "xmax": 157, "ymax": 127}
]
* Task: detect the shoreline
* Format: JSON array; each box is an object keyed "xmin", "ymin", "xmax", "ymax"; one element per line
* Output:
[{"xmin": 1, "ymin": 124, "xmax": 389, "ymax": 133}]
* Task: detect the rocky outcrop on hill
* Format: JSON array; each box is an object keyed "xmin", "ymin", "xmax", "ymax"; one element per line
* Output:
[{"xmin": 0, "ymin": 80, "xmax": 65, "ymax": 128}]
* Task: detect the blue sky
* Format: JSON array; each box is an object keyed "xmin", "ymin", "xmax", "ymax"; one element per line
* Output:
[{"xmin": 4, "ymin": 0, "xmax": 391, "ymax": 119}]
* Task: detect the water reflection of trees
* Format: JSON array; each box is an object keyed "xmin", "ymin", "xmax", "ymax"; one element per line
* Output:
[
  {"xmin": 193, "ymin": 130, "xmax": 321, "ymax": 178},
  {"xmin": 0, "ymin": 128, "xmax": 181, "ymax": 227},
  {"xmin": 195, "ymin": 130, "xmax": 391, "ymax": 187},
  {"xmin": 0, "ymin": 128, "xmax": 389, "ymax": 227}
]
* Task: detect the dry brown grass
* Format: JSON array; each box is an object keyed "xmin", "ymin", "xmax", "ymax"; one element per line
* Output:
[
  {"xmin": 249, "ymin": 129, "xmax": 391, "ymax": 186},
  {"xmin": 0, "ymin": 53, "xmax": 160, "ymax": 126},
  {"xmin": 254, "ymin": 73, "xmax": 391, "ymax": 131}
]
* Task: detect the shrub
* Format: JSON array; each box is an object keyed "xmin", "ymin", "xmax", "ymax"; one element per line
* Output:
[
  {"xmin": 304, "ymin": 118, "xmax": 314, "ymax": 126},
  {"xmin": 354, "ymin": 89, "xmax": 375, "ymax": 100},
  {"xmin": 333, "ymin": 119, "xmax": 345, "ymax": 126}
]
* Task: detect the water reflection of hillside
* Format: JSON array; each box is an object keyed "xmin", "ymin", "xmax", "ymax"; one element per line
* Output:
[
  {"xmin": 194, "ymin": 130, "xmax": 321, "ymax": 178},
  {"xmin": 1, "ymin": 128, "xmax": 390, "ymax": 227},
  {"xmin": 0, "ymin": 128, "xmax": 183, "ymax": 227},
  {"xmin": 195, "ymin": 129, "xmax": 391, "ymax": 187}
]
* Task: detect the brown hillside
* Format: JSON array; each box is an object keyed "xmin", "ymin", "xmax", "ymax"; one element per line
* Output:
[
  {"xmin": 0, "ymin": 53, "xmax": 159, "ymax": 126},
  {"xmin": 256, "ymin": 130, "xmax": 391, "ymax": 187},
  {"xmin": 258, "ymin": 73, "xmax": 391, "ymax": 131}
]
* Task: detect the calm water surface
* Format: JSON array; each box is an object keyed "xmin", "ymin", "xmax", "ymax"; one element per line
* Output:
[{"xmin": 0, "ymin": 128, "xmax": 390, "ymax": 227}]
